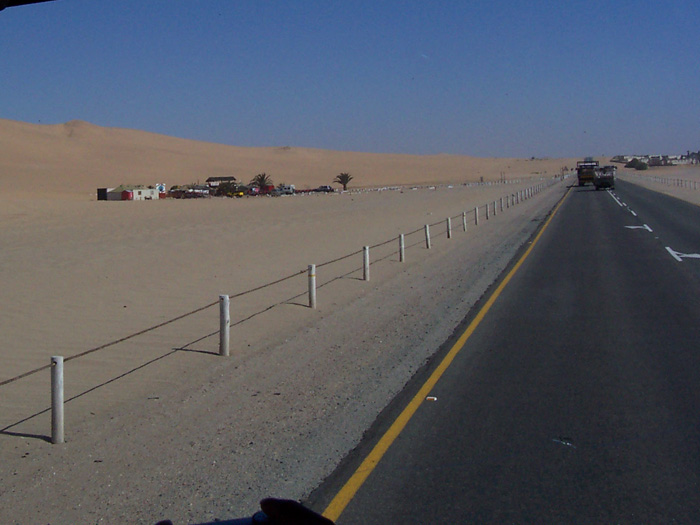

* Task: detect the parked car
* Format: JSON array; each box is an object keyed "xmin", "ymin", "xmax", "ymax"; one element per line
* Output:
[
  {"xmin": 315, "ymin": 185, "xmax": 334, "ymax": 193},
  {"xmin": 215, "ymin": 182, "xmax": 245, "ymax": 198},
  {"xmin": 277, "ymin": 184, "xmax": 295, "ymax": 195}
]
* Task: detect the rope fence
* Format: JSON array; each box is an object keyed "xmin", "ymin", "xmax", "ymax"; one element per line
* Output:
[
  {"xmin": 620, "ymin": 170, "xmax": 700, "ymax": 191},
  {"xmin": 1, "ymin": 180, "xmax": 556, "ymax": 389},
  {"xmin": 0, "ymin": 176, "xmax": 564, "ymax": 443}
]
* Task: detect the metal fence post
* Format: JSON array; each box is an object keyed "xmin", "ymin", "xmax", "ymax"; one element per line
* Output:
[
  {"xmin": 308, "ymin": 264, "xmax": 317, "ymax": 309},
  {"xmin": 399, "ymin": 234, "xmax": 405, "ymax": 262},
  {"xmin": 219, "ymin": 294, "xmax": 230, "ymax": 357},
  {"xmin": 363, "ymin": 246, "xmax": 370, "ymax": 281},
  {"xmin": 51, "ymin": 356, "xmax": 64, "ymax": 444},
  {"xmin": 425, "ymin": 224, "xmax": 431, "ymax": 249}
]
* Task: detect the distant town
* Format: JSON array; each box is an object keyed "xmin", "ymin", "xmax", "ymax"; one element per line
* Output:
[
  {"xmin": 611, "ymin": 151, "xmax": 699, "ymax": 167},
  {"xmin": 96, "ymin": 177, "xmax": 337, "ymax": 201}
]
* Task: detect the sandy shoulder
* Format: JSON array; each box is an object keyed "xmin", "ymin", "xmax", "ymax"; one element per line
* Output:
[{"xmin": 0, "ymin": 177, "xmax": 568, "ymax": 524}]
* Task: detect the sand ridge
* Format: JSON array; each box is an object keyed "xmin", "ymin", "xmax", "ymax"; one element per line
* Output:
[{"xmin": 0, "ymin": 117, "xmax": 579, "ymax": 199}]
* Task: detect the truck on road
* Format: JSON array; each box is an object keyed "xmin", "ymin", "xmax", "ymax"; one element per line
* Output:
[
  {"xmin": 594, "ymin": 165, "xmax": 616, "ymax": 190},
  {"xmin": 576, "ymin": 158, "xmax": 599, "ymax": 186}
]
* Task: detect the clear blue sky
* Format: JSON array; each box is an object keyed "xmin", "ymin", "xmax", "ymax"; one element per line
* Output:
[{"xmin": 1, "ymin": 0, "xmax": 698, "ymax": 157}]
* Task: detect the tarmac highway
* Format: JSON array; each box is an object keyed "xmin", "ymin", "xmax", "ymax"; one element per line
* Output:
[{"xmin": 310, "ymin": 179, "xmax": 700, "ymax": 523}]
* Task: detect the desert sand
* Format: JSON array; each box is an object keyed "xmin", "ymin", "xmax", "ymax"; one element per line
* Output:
[
  {"xmin": 3, "ymin": 117, "xmax": 694, "ymax": 523},
  {"xmin": 0, "ymin": 118, "xmax": 578, "ymax": 199}
]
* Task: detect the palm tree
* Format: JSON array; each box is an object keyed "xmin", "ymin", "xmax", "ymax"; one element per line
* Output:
[
  {"xmin": 250, "ymin": 173, "xmax": 273, "ymax": 188},
  {"xmin": 333, "ymin": 172, "xmax": 353, "ymax": 191}
]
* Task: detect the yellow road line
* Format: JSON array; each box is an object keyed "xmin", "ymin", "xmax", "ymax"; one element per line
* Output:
[{"xmin": 323, "ymin": 187, "xmax": 572, "ymax": 522}]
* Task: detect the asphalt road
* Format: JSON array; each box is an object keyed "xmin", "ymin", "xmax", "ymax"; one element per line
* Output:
[{"xmin": 313, "ymin": 180, "xmax": 700, "ymax": 523}]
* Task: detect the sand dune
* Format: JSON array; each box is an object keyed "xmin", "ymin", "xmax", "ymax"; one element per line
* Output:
[{"xmin": 0, "ymin": 117, "xmax": 578, "ymax": 199}]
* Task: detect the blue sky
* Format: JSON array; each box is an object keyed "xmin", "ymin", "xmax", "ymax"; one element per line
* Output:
[{"xmin": 1, "ymin": 0, "xmax": 698, "ymax": 157}]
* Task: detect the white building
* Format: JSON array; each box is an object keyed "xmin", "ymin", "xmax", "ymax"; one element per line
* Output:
[{"xmin": 97, "ymin": 185, "xmax": 163, "ymax": 201}]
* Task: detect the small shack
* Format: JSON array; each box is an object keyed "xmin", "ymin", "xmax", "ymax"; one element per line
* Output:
[{"xmin": 97, "ymin": 185, "xmax": 161, "ymax": 201}]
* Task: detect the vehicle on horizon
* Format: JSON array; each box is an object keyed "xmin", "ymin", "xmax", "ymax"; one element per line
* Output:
[
  {"xmin": 184, "ymin": 185, "xmax": 211, "ymax": 198},
  {"xmin": 594, "ymin": 165, "xmax": 616, "ymax": 190},
  {"xmin": 245, "ymin": 183, "xmax": 274, "ymax": 196},
  {"xmin": 259, "ymin": 184, "xmax": 275, "ymax": 195},
  {"xmin": 273, "ymin": 184, "xmax": 295, "ymax": 195},
  {"xmin": 315, "ymin": 185, "xmax": 335, "ymax": 193},
  {"xmin": 214, "ymin": 181, "xmax": 245, "ymax": 197},
  {"xmin": 576, "ymin": 157, "xmax": 599, "ymax": 186}
]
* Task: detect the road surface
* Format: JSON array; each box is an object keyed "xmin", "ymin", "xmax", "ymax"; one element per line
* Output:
[{"xmin": 312, "ymin": 180, "xmax": 700, "ymax": 523}]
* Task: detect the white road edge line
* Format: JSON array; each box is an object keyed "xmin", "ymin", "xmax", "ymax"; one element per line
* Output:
[{"xmin": 666, "ymin": 247, "xmax": 683, "ymax": 262}]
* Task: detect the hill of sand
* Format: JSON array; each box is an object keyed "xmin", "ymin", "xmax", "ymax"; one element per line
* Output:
[{"xmin": 0, "ymin": 117, "xmax": 579, "ymax": 199}]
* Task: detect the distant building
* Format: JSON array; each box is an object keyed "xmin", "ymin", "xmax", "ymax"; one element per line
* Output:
[
  {"xmin": 611, "ymin": 154, "xmax": 696, "ymax": 166},
  {"xmin": 97, "ymin": 185, "xmax": 163, "ymax": 201},
  {"xmin": 206, "ymin": 176, "xmax": 237, "ymax": 188}
]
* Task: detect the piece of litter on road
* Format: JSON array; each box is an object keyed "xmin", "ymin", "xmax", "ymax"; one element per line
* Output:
[
  {"xmin": 552, "ymin": 437, "xmax": 576, "ymax": 449},
  {"xmin": 426, "ymin": 396, "xmax": 438, "ymax": 401}
]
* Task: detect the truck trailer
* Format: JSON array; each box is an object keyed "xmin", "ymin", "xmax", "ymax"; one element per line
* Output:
[{"xmin": 576, "ymin": 158, "xmax": 599, "ymax": 186}]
